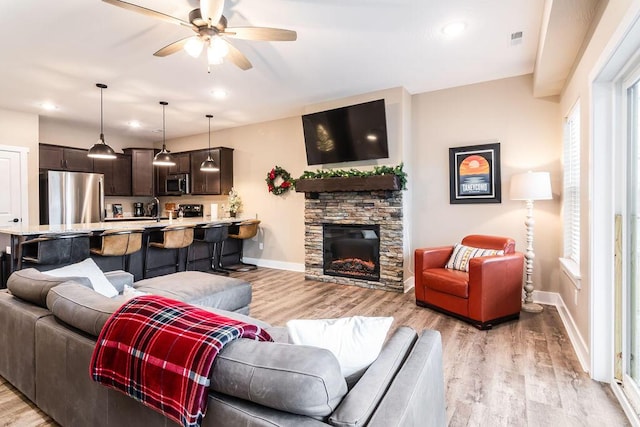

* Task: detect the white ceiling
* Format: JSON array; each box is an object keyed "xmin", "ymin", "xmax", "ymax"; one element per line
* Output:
[{"xmin": 0, "ymin": 0, "xmax": 549, "ymax": 140}]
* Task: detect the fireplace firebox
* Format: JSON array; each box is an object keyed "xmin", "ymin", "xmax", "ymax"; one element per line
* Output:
[{"xmin": 323, "ymin": 224, "xmax": 380, "ymax": 281}]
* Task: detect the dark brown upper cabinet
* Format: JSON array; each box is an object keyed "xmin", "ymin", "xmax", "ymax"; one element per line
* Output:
[
  {"xmin": 124, "ymin": 148, "xmax": 155, "ymax": 196},
  {"xmin": 39, "ymin": 144, "xmax": 93, "ymax": 172},
  {"xmin": 189, "ymin": 147, "xmax": 233, "ymax": 195},
  {"xmin": 93, "ymin": 154, "xmax": 132, "ymax": 196}
]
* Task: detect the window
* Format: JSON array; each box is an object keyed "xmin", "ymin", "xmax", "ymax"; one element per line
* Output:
[{"xmin": 563, "ymin": 102, "xmax": 581, "ymax": 268}]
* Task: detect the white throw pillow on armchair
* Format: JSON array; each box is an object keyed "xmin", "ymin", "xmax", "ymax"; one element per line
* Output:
[{"xmin": 286, "ymin": 316, "xmax": 393, "ymax": 378}]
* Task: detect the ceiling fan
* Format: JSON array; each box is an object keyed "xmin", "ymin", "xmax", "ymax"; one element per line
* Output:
[{"xmin": 102, "ymin": 0, "xmax": 297, "ymax": 71}]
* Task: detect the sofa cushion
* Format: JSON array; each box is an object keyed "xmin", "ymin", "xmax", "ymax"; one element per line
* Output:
[
  {"xmin": 133, "ymin": 271, "xmax": 251, "ymax": 311},
  {"xmin": 329, "ymin": 327, "xmax": 418, "ymax": 427},
  {"xmin": 445, "ymin": 243, "xmax": 504, "ymax": 272},
  {"xmin": 423, "ymin": 268, "xmax": 469, "ymax": 298},
  {"xmin": 286, "ymin": 316, "xmax": 393, "ymax": 379},
  {"xmin": 103, "ymin": 270, "xmax": 135, "ymax": 294},
  {"xmin": 7, "ymin": 268, "xmax": 91, "ymax": 308},
  {"xmin": 46, "ymin": 283, "xmax": 127, "ymax": 336},
  {"xmin": 44, "ymin": 258, "xmax": 119, "ymax": 298},
  {"xmin": 210, "ymin": 339, "xmax": 348, "ymax": 417}
]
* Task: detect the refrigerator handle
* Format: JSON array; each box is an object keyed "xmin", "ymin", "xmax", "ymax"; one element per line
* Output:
[{"xmin": 99, "ymin": 179, "xmax": 105, "ymax": 222}]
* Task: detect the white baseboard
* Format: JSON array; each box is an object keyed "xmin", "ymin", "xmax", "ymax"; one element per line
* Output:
[
  {"xmin": 242, "ymin": 257, "xmax": 305, "ymax": 272},
  {"xmin": 533, "ymin": 290, "xmax": 590, "ymax": 373},
  {"xmin": 404, "ymin": 276, "xmax": 415, "ymax": 293}
]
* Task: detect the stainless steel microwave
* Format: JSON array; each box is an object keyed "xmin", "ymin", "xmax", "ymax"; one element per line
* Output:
[{"xmin": 165, "ymin": 173, "xmax": 190, "ymax": 195}]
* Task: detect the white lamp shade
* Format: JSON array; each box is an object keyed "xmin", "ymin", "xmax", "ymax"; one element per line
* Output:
[{"xmin": 510, "ymin": 171, "xmax": 552, "ymax": 201}]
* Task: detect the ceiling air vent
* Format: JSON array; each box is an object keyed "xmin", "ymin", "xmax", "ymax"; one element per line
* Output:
[{"xmin": 510, "ymin": 31, "xmax": 523, "ymax": 46}]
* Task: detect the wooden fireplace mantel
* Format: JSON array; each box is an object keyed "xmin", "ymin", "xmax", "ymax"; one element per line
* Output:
[{"xmin": 295, "ymin": 174, "xmax": 402, "ymax": 194}]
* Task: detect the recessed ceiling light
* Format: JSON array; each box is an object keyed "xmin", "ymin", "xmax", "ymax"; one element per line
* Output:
[
  {"xmin": 211, "ymin": 89, "xmax": 228, "ymax": 100},
  {"xmin": 441, "ymin": 21, "xmax": 466, "ymax": 37},
  {"xmin": 128, "ymin": 120, "xmax": 141, "ymax": 128},
  {"xmin": 40, "ymin": 102, "xmax": 58, "ymax": 111}
]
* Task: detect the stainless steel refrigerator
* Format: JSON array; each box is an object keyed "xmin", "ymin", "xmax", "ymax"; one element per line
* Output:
[{"xmin": 39, "ymin": 171, "xmax": 105, "ymax": 225}]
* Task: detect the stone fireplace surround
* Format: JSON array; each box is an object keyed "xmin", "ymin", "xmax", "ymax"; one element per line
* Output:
[{"xmin": 303, "ymin": 189, "xmax": 404, "ymax": 292}]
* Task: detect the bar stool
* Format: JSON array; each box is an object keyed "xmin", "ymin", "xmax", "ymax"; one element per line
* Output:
[
  {"xmin": 189, "ymin": 223, "xmax": 229, "ymax": 275},
  {"xmin": 143, "ymin": 225, "xmax": 194, "ymax": 278},
  {"xmin": 221, "ymin": 219, "xmax": 261, "ymax": 272},
  {"xmin": 19, "ymin": 232, "xmax": 91, "ymax": 269},
  {"xmin": 90, "ymin": 229, "xmax": 143, "ymax": 271}
]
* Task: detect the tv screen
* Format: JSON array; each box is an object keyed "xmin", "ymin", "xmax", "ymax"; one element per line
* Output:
[{"xmin": 302, "ymin": 99, "xmax": 389, "ymax": 165}]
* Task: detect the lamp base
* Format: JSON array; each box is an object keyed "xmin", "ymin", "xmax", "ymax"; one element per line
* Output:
[{"xmin": 522, "ymin": 302, "xmax": 544, "ymax": 313}]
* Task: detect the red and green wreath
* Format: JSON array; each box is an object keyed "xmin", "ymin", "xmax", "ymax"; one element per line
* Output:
[{"xmin": 266, "ymin": 166, "xmax": 294, "ymax": 195}]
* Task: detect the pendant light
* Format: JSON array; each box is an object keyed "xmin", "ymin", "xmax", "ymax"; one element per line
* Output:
[
  {"xmin": 200, "ymin": 114, "xmax": 219, "ymax": 172},
  {"xmin": 88, "ymin": 83, "xmax": 117, "ymax": 159},
  {"xmin": 153, "ymin": 101, "xmax": 176, "ymax": 167}
]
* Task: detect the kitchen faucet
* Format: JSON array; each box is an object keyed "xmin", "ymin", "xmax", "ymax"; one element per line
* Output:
[{"xmin": 153, "ymin": 197, "xmax": 160, "ymax": 222}]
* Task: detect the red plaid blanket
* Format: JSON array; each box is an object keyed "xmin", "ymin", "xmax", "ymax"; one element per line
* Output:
[{"xmin": 90, "ymin": 294, "xmax": 272, "ymax": 427}]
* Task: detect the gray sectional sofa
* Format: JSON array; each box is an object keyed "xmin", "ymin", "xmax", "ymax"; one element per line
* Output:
[{"xmin": 0, "ymin": 268, "xmax": 446, "ymax": 427}]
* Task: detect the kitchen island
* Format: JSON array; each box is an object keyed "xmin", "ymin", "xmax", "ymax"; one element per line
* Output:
[{"xmin": 0, "ymin": 217, "xmax": 244, "ymax": 283}]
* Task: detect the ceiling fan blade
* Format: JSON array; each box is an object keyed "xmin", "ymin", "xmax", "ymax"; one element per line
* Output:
[
  {"xmin": 223, "ymin": 27, "xmax": 297, "ymax": 41},
  {"xmin": 153, "ymin": 37, "xmax": 193, "ymax": 57},
  {"xmin": 102, "ymin": 0, "xmax": 193, "ymax": 29},
  {"xmin": 223, "ymin": 40, "xmax": 253, "ymax": 70},
  {"xmin": 200, "ymin": 0, "xmax": 224, "ymax": 26}
]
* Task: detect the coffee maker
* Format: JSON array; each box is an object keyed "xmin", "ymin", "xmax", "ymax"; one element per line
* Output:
[{"xmin": 133, "ymin": 202, "xmax": 145, "ymax": 217}]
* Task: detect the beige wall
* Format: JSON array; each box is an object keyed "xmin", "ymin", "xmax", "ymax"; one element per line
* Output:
[
  {"xmin": 411, "ymin": 74, "xmax": 563, "ymax": 293},
  {"xmin": 165, "ymin": 88, "xmax": 413, "ymax": 272},
  {"xmin": 166, "ymin": 116, "xmax": 307, "ymax": 267},
  {"xmin": 39, "ymin": 116, "xmax": 153, "ymax": 152},
  {"xmin": 0, "ymin": 108, "xmax": 39, "ymax": 226},
  {"xmin": 558, "ymin": 0, "xmax": 638, "ymax": 363}
]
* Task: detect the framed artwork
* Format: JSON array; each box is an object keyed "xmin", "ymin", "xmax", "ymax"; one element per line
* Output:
[{"xmin": 449, "ymin": 142, "xmax": 501, "ymax": 204}]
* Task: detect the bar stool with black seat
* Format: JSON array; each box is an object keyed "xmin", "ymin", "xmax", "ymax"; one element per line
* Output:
[
  {"xmin": 143, "ymin": 224, "xmax": 194, "ymax": 278},
  {"xmin": 90, "ymin": 229, "xmax": 144, "ymax": 271},
  {"xmin": 221, "ymin": 219, "xmax": 261, "ymax": 272},
  {"xmin": 19, "ymin": 232, "xmax": 91, "ymax": 269},
  {"xmin": 188, "ymin": 222, "xmax": 230, "ymax": 275}
]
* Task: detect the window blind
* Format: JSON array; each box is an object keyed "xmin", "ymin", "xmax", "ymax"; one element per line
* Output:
[{"xmin": 563, "ymin": 103, "xmax": 580, "ymax": 265}]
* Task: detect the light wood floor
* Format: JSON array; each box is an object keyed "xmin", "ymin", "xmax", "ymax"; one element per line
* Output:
[{"xmin": 0, "ymin": 268, "xmax": 630, "ymax": 426}]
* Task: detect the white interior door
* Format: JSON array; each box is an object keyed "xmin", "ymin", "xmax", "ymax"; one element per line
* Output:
[{"xmin": 0, "ymin": 146, "xmax": 28, "ymax": 227}]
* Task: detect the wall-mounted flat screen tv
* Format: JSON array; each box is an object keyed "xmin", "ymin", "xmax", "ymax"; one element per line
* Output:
[{"xmin": 301, "ymin": 99, "xmax": 389, "ymax": 165}]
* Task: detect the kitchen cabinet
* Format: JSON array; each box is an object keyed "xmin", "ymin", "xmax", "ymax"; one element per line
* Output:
[
  {"xmin": 124, "ymin": 148, "xmax": 155, "ymax": 196},
  {"xmin": 39, "ymin": 144, "xmax": 93, "ymax": 172},
  {"xmin": 169, "ymin": 153, "xmax": 190, "ymax": 174},
  {"xmin": 93, "ymin": 154, "xmax": 131, "ymax": 196},
  {"xmin": 155, "ymin": 152, "xmax": 190, "ymax": 196},
  {"xmin": 190, "ymin": 147, "xmax": 233, "ymax": 195}
]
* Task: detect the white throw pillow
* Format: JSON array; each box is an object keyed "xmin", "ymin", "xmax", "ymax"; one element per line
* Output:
[
  {"xmin": 286, "ymin": 316, "xmax": 393, "ymax": 378},
  {"xmin": 44, "ymin": 258, "xmax": 119, "ymax": 298},
  {"xmin": 445, "ymin": 243, "xmax": 504, "ymax": 272},
  {"xmin": 122, "ymin": 284, "xmax": 149, "ymax": 301}
]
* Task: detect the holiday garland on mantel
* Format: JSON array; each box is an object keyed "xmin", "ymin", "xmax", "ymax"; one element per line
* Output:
[{"xmin": 298, "ymin": 163, "xmax": 407, "ymax": 190}]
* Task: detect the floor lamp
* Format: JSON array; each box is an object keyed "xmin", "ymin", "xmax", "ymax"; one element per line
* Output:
[{"xmin": 510, "ymin": 171, "xmax": 552, "ymax": 313}]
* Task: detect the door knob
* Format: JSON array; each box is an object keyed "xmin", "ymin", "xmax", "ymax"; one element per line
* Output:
[{"xmin": 12, "ymin": 218, "xmax": 19, "ymax": 222}]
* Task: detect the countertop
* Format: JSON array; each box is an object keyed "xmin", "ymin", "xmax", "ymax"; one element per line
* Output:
[{"xmin": 0, "ymin": 216, "xmax": 242, "ymax": 236}]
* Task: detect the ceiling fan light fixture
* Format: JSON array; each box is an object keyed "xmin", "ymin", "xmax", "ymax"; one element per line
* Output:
[
  {"xmin": 200, "ymin": 114, "xmax": 219, "ymax": 172},
  {"xmin": 88, "ymin": 83, "xmax": 117, "ymax": 159},
  {"xmin": 184, "ymin": 37, "xmax": 205, "ymax": 57},
  {"xmin": 209, "ymin": 37, "xmax": 229, "ymax": 58},
  {"xmin": 153, "ymin": 101, "xmax": 176, "ymax": 167}
]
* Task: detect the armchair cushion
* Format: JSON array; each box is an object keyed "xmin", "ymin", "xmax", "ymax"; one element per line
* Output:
[
  {"xmin": 445, "ymin": 243, "xmax": 504, "ymax": 272},
  {"xmin": 423, "ymin": 268, "xmax": 469, "ymax": 298}
]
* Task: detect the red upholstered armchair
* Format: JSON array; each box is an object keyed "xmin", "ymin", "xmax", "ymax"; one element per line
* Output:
[{"xmin": 414, "ymin": 235, "xmax": 524, "ymax": 330}]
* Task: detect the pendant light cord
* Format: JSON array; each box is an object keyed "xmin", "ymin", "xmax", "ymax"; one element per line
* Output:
[
  {"xmin": 162, "ymin": 103, "xmax": 166, "ymax": 149},
  {"xmin": 100, "ymin": 86, "xmax": 104, "ymax": 139}
]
